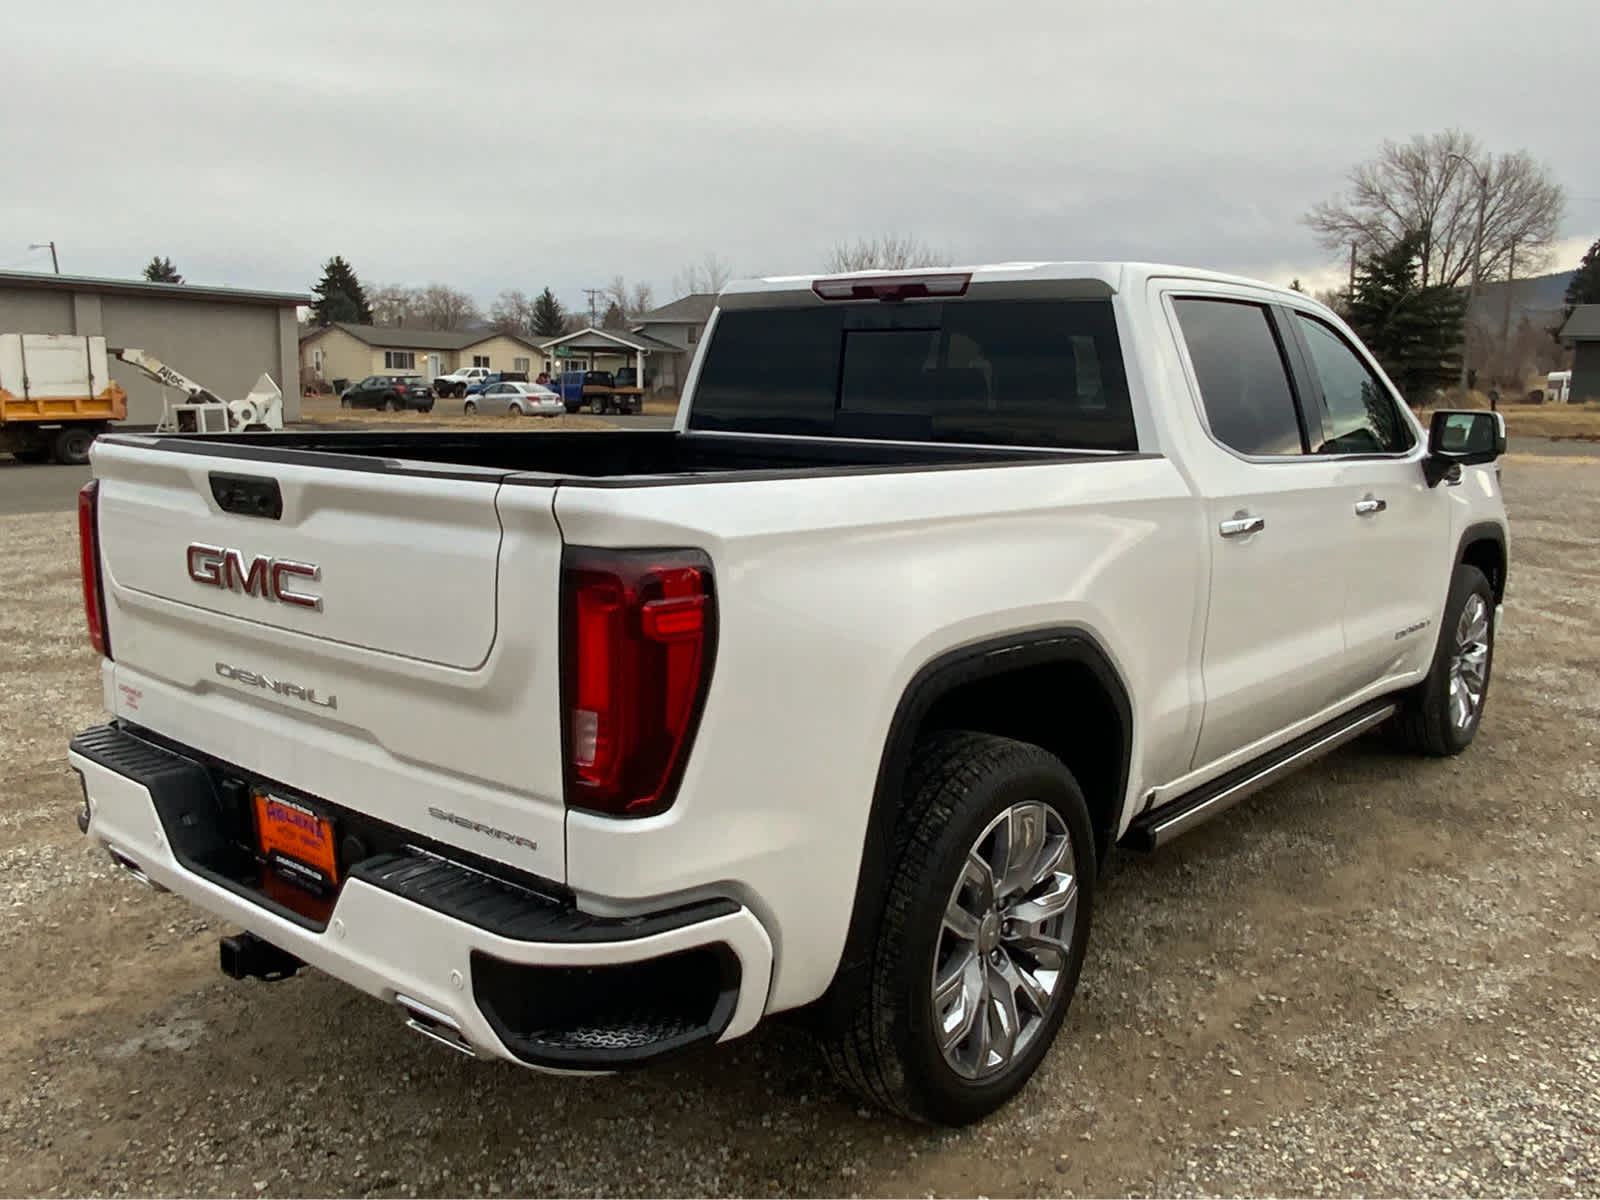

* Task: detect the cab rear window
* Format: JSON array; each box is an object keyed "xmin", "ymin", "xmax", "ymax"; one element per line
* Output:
[{"xmin": 688, "ymin": 299, "xmax": 1136, "ymax": 451}]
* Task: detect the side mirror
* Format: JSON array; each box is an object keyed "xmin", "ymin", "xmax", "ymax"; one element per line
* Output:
[{"xmin": 1424, "ymin": 409, "xmax": 1505, "ymax": 486}]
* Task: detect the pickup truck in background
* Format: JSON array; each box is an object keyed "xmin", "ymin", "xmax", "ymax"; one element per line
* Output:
[
  {"xmin": 554, "ymin": 368, "xmax": 644, "ymax": 415},
  {"xmin": 68, "ymin": 262, "xmax": 1508, "ymax": 1126},
  {"xmin": 432, "ymin": 365, "xmax": 492, "ymax": 398}
]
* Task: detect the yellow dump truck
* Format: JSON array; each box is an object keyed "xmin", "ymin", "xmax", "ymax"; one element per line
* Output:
[{"xmin": 0, "ymin": 334, "xmax": 128, "ymax": 465}]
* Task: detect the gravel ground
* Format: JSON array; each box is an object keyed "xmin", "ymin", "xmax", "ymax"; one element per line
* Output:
[{"xmin": 0, "ymin": 459, "xmax": 1597, "ymax": 1197}]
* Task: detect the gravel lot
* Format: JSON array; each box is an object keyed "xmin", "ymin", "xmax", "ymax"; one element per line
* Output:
[{"xmin": 1, "ymin": 459, "xmax": 1597, "ymax": 1198}]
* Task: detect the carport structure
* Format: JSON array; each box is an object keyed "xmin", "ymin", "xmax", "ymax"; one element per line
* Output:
[{"xmin": 538, "ymin": 326, "xmax": 681, "ymax": 388}]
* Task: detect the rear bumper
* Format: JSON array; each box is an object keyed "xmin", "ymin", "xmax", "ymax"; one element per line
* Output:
[{"xmin": 68, "ymin": 723, "xmax": 774, "ymax": 1072}]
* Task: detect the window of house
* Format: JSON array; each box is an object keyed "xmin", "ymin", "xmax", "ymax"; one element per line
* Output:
[
  {"xmin": 686, "ymin": 325, "xmax": 698, "ymax": 344},
  {"xmin": 383, "ymin": 350, "xmax": 416, "ymax": 370},
  {"xmin": 312, "ymin": 348, "xmax": 325, "ymax": 372},
  {"xmin": 1172, "ymin": 298, "xmax": 1306, "ymax": 457},
  {"xmin": 473, "ymin": 355, "xmax": 490, "ymax": 368},
  {"xmin": 513, "ymin": 357, "xmax": 530, "ymax": 373},
  {"xmin": 1293, "ymin": 314, "xmax": 1415, "ymax": 454}
]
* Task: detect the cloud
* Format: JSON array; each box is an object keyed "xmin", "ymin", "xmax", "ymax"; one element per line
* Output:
[{"xmin": 5, "ymin": 0, "xmax": 1594, "ymax": 309}]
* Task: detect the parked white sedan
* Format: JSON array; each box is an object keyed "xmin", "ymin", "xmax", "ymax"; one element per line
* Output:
[{"xmin": 462, "ymin": 381, "xmax": 564, "ymax": 417}]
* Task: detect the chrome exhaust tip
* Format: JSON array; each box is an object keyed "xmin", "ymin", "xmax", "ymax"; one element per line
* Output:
[
  {"xmin": 396, "ymin": 994, "xmax": 476, "ymax": 1057},
  {"xmin": 107, "ymin": 847, "xmax": 167, "ymax": 892}
]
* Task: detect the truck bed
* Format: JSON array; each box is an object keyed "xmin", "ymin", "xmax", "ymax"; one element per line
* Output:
[{"xmin": 97, "ymin": 428, "xmax": 1117, "ymax": 485}]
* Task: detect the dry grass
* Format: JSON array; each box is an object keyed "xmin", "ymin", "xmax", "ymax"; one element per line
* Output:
[
  {"xmin": 297, "ymin": 392, "xmax": 618, "ymax": 432},
  {"xmin": 296, "ymin": 391, "xmax": 680, "ymax": 431},
  {"xmin": 1497, "ymin": 402, "xmax": 1600, "ymax": 440}
]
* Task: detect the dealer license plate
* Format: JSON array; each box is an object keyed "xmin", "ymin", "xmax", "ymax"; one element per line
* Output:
[{"xmin": 253, "ymin": 792, "xmax": 338, "ymax": 895}]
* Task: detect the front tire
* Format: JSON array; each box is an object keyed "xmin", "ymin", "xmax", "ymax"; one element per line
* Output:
[
  {"xmin": 1387, "ymin": 564, "xmax": 1496, "ymax": 756},
  {"xmin": 381, "ymin": 397, "xmax": 398, "ymax": 412},
  {"xmin": 819, "ymin": 730, "xmax": 1095, "ymax": 1125},
  {"xmin": 463, "ymin": 400, "xmax": 477, "ymax": 414}
]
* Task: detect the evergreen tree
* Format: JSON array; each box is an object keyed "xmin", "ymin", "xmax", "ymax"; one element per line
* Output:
[
  {"xmin": 1345, "ymin": 231, "xmax": 1466, "ymax": 404},
  {"xmin": 311, "ymin": 256, "xmax": 373, "ymax": 326},
  {"xmin": 142, "ymin": 255, "xmax": 183, "ymax": 283},
  {"xmin": 1562, "ymin": 237, "xmax": 1600, "ymax": 317},
  {"xmin": 601, "ymin": 301, "xmax": 627, "ymax": 330},
  {"xmin": 531, "ymin": 287, "xmax": 567, "ymax": 338}
]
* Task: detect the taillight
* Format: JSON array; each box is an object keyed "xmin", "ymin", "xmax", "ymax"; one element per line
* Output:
[
  {"xmin": 77, "ymin": 480, "xmax": 111, "ymax": 659},
  {"xmin": 561, "ymin": 548, "xmax": 715, "ymax": 817}
]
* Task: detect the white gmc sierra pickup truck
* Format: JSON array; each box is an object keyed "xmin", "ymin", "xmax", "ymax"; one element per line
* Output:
[{"xmin": 68, "ymin": 262, "xmax": 1509, "ymax": 1125}]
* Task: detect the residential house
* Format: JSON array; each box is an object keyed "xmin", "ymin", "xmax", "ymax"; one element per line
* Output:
[
  {"xmin": 299, "ymin": 323, "xmax": 546, "ymax": 390},
  {"xmin": 536, "ymin": 326, "xmax": 684, "ymax": 391},
  {"xmin": 1558, "ymin": 305, "xmax": 1600, "ymax": 403},
  {"xmin": 631, "ymin": 293, "xmax": 718, "ymax": 394}
]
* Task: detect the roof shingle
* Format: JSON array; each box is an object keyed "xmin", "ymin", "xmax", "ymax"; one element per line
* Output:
[{"xmin": 1558, "ymin": 305, "xmax": 1600, "ymax": 341}]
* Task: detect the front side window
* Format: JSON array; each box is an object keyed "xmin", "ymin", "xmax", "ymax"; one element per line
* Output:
[
  {"xmin": 1173, "ymin": 298, "xmax": 1305, "ymax": 457},
  {"xmin": 1294, "ymin": 314, "xmax": 1415, "ymax": 454}
]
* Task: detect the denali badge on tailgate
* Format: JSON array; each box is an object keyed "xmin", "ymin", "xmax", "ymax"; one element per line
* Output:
[
  {"xmin": 214, "ymin": 662, "xmax": 337, "ymax": 710},
  {"xmin": 187, "ymin": 543, "xmax": 322, "ymax": 610}
]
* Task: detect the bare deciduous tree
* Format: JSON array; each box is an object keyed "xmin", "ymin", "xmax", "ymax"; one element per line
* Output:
[
  {"xmin": 369, "ymin": 284, "xmax": 422, "ymax": 327},
  {"xmin": 416, "ymin": 284, "xmax": 481, "ymax": 331},
  {"xmin": 823, "ymin": 234, "xmax": 949, "ymax": 274},
  {"xmin": 672, "ymin": 253, "xmax": 733, "ymax": 297},
  {"xmin": 490, "ymin": 289, "xmax": 535, "ymax": 336},
  {"xmin": 1305, "ymin": 130, "xmax": 1565, "ymax": 288},
  {"xmin": 603, "ymin": 277, "xmax": 656, "ymax": 320}
]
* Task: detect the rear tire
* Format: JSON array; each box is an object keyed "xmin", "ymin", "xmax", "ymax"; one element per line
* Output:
[
  {"xmin": 507, "ymin": 403, "xmax": 522, "ymax": 417},
  {"xmin": 463, "ymin": 400, "xmax": 477, "ymax": 414},
  {"xmin": 590, "ymin": 396, "xmax": 604, "ymax": 414},
  {"xmin": 52, "ymin": 425, "xmax": 95, "ymax": 466},
  {"xmin": 1386, "ymin": 564, "xmax": 1495, "ymax": 756},
  {"xmin": 818, "ymin": 730, "xmax": 1095, "ymax": 1125}
]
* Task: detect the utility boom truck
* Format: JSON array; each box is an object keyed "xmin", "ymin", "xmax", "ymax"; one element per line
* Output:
[{"xmin": 1, "ymin": 333, "xmax": 282, "ymax": 465}]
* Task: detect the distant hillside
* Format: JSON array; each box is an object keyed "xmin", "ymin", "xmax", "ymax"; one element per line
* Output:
[{"xmin": 1469, "ymin": 269, "xmax": 1574, "ymax": 328}]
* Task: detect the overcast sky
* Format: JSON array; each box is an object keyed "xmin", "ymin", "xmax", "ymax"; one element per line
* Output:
[{"xmin": 7, "ymin": 0, "xmax": 1597, "ymax": 311}]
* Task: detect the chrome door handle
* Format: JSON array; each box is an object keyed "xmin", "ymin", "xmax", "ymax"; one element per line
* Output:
[
  {"xmin": 1218, "ymin": 513, "xmax": 1265, "ymax": 538},
  {"xmin": 1354, "ymin": 497, "xmax": 1387, "ymax": 516}
]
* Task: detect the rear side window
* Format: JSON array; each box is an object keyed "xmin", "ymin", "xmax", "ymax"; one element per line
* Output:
[
  {"xmin": 688, "ymin": 299, "xmax": 1136, "ymax": 450},
  {"xmin": 1294, "ymin": 314, "xmax": 1415, "ymax": 454},
  {"xmin": 1173, "ymin": 298, "xmax": 1305, "ymax": 457}
]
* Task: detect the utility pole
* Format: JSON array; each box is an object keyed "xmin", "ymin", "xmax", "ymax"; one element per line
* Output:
[
  {"xmin": 29, "ymin": 241, "xmax": 59, "ymax": 274},
  {"xmin": 582, "ymin": 288, "xmax": 604, "ymax": 329},
  {"xmin": 1445, "ymin": 152, "xmax": 1489, "ymax": 398},
  {"xmin": 1501, "ymin": 237, "xmax": 1517, "ymax": 348}
]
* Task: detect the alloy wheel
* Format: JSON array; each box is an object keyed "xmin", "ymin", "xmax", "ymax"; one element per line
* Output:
[
  {"xmin": 931, "ymin": 801, "xmax": 1078, "ymax": 1080},
  {"xmin": 1449, "ymin": 592, "xmax": 1490, "ymax": 730}
]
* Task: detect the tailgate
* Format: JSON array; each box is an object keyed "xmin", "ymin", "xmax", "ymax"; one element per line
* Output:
[{"xmin": 90, "ymin": 439, "xmax": 569, "ymax": 882}]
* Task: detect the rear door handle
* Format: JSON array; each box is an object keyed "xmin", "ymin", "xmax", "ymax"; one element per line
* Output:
[
  {"xmin": 1218, "ymin": 513, "xmax": 1265, "ymax": 538},
  {"xmin": 1354, "ymin": 496, "xmax": 1387, "ymax": 516}
]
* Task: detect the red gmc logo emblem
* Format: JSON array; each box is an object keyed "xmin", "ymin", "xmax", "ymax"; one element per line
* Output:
[{"xmin": 186, "ymin": 543, "xmax": 322, "ymax": 611}]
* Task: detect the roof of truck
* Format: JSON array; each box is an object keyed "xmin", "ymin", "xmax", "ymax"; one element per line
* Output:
[{"xmin": 723, "ymin": 261, "xmax": 1307, "ymax": 302}]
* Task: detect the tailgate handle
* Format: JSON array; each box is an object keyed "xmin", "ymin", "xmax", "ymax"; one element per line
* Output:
[{"xmin": 210, "ymin": 472, "xmax": 283, "ymax": 520}]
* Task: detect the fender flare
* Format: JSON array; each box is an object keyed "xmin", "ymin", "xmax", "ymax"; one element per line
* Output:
[
  {"xmin": 809, "ymin": 627, "xmax": 1133, "ymax": 1024},
  {"xmin": 1456, "ymin": 520, "xmax": 1508, "ymax": 601}
]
